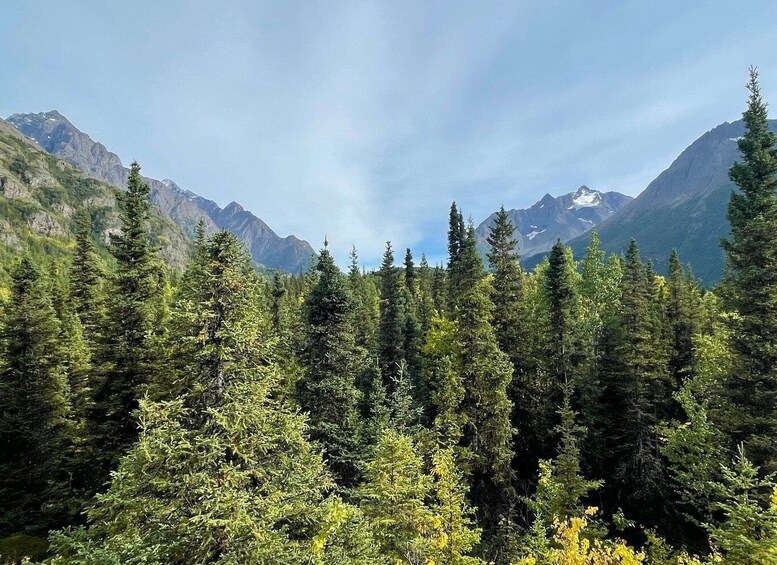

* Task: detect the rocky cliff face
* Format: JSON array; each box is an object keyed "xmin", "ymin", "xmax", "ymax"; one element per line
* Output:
[
  {"xmin": 7, "ymin": 111, "xmax": 314, "ymax": 273},
  {"xmin": 0, "ymin": 117, "xmax": 192, "ymax": 278},
  {"xmin": 476, "ymin": 185, "xmax": 632, "ymax": 258}
]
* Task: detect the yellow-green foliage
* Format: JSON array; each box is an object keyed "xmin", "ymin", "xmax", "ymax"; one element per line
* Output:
[{"xmin": 514, "ymin": 508, "xmax": 645, "ymax": 564}]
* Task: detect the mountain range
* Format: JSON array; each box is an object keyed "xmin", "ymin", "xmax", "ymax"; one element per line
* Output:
[
  {"xmin": 560, "ymin": 119, "xmax": 777, "ymax": 285},
  {"xmin": 476, "ymin": 185, "xmax": 632, "ymax": 258},
  {"xmin": 3, "ymin": 108, "xmax": 773, "ymax": 286},
  {"xmin": 0, "ymin": 116, "xmax": 191, "ymax": 280},
  {"xmin": 6, "ymin": 111, "xmax": 314, "ymax": 273}
]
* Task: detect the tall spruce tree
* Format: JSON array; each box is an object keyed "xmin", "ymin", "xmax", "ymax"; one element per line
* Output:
[
  {"xmin": 49, "ymin": 231, "xmax": 337, "ymax": 563},
  {"xmin": 378, "ymin": 242, "xmax": 406, "ymax": 389},
  {"xmin": 486, "ymin": 207, "xmax": 526, "ymax": 375},
  {"xmin": 720, "ymin": 68, "xmax": 777, "ymax": 469},
  {"xmin": 0, "ymin": 259, "xmax": 76, "ymax": 535},
  {"xmin": 455, "ymin": 224, "xmax": 515, "ymax": 533},
  {"xmin": 447, "ymin": 202, "xmax": 466, "ymax": 310},
  {"xmin": 69, "ymin": 213, "xmax": 104, "ymax": 343},
  {"xmin": 545, "ymin": 241, "xmax": 583, "ymax": 394},
  {"xmin": 298, "ymin": 242, "xmax": 364, "ymax": 487},
  {"xmin": 600, "ymin": 240, "xmax": 672, "ymax": 527},
  {"xmin": 90, "ymin": 161, "xmax": 163, "ymax": 477}
]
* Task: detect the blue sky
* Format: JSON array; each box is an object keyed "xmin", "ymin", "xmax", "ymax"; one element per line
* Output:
[{"xmin": 2, "ymin": 1, "xmax": 777, "ymax": 267}]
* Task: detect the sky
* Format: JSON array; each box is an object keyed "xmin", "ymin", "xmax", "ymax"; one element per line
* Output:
[{"xmin": 2, "ymin": 1, "xmax": 777, "ymax": 268}]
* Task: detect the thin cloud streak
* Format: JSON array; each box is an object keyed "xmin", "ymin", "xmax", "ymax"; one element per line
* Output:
[{"xmin": 1, "ymin": 1, "xmax": 776, "ymax": 266}]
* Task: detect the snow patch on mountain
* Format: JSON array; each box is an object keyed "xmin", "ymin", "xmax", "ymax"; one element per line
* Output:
[
  {"xmin": 526, "ymin": 229, "xmax": 546, "ymax": 240},
  {"xmin": 570, "ymin": 187, "xmax": 601, "ymax": 209}
]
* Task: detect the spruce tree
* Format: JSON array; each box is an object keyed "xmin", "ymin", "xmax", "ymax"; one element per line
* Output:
[
  {"xmin": 447, "ymin": 203, "xmax": 466, "ymax": 310},
  {"xmin": 347, "ymin": 246, "xmax": 379, "ymax": 351},
  {"xmin": 424, "ymin": 316, "xmax": 467, "ymax": 448},
  {"xmin": 601, "ymin": 240, "xmax": 671, "ymax": 526},
  {"xmin": 298, "ymin": 242, "xmax": 364, "ymax": 487},
  {"xmin": 454, "ymin": 224, "xmax": 515, "ymax": 534},
  {"xmin": 358, "ymin": 429, "xmax": 436, "ymax": 563},
  {"xmin": 90, "ymin": 161, "xmax": 163, "ymax": 477},
  {"xmin": 69, "ymin": 213, "xmax": 104, "ymax": 343},
  {"xmin": 486, "ymin": 207, "xmax": 527, "ymax": 378},
  {"xmin": 720, "ymin": 68, "xmax": 777, "ymax": 469},
  {"xmin": 429, "ymin": 447, "xmax": 482, "ymax": 565},
  {"xmin": 49, "ymin": 231, "xmax": 335, "ymax": 563},
  {"xmin": 545, "ymin": 241, "xmax": 583, "ymax": 394},
  {"xmin": 0, "ymin": 259, "xmax": 75, "ymax": 535},
  {"xmin": 378, "ymin": 242, "xmax": 406, "ymax": 388},
  {"xmin": 528, "ymin": 383, "xmax": 602, "ymax": 525},
  {"xmin": 666, "ymin": 249, "xmax": 700, "ymax": 387}
]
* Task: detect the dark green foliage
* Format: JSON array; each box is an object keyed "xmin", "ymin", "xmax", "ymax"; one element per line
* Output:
[
  {"xmin": 487, "ymin": 206, "xmax": 526, "ymax": 374},
  {"xmin": 347, "ymin": 247, "xmax": 380, "ymax": 352},
  {"xmin": 599, "ymin": 240, "xmax": 673, "ymax": 526},
  {"xmin": 706, "ymin": 445, "xmax": 777, "ymax": 562},
  {"xmin": 298, "ymin": 243, "xmax": 364, "ymax": 487},
  {"xmin": 447, "ymin": 202, "xmax": 466, "ymax": 310},
  {"xmin": 0, "ymin": 259, "xmax": 75, "ymax": 535},
  {"xmin": 545, "ymin": 241, "xmax": 583, "ymax": 391},
  {"xmin": 69, "ymin": 213, "xmax": 104, "ymax": 342},
  {"xmin": 89, "ymin": 161, "xmax": 163, "ymax": 479},
  {"xmin": 720, "ymin": 68, "xmax": 777, "ymax": 470},
  {"xmin": 0, "ymin": 534, "xmax": 49, "ymax": 563},
  {"xmin": 378, "ymin": 242, "xmax": 406, "ymax": 388},
  {"xmin": 6, "ymin": 71, "xmax": 777, "ymax": 562},
  {"xmin": 49, "ymin": 230, "xmax": 336, "ymax": 563}
]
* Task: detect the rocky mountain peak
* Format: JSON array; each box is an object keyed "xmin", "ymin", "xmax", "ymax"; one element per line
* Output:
[{"xmin": 476, "ymin": 185, "xmax": 632, "ymax": 259}]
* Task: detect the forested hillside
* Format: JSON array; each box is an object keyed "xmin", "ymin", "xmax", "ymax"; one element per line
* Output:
[
  {"xmin": 0, "ymin": 118, "xmax": 191, "ymax": 284},
  {"xmin": 1, "ymin": 71, "xmax": 777, "ymax": 564}
]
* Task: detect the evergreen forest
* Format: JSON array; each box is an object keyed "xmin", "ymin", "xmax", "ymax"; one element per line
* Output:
[{"xmin": 2, "ymin": 71, "xmax": 777, "ymax": 564}]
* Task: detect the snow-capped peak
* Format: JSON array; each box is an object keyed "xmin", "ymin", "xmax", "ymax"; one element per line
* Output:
[{"xmin": 570, "ymin": 186, "xmax": 601, "ymax": 209}]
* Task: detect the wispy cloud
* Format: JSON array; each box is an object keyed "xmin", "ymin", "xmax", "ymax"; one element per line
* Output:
[{"xmin": 2, "ymin": 1, "xmax": 776, "ymax": 266}]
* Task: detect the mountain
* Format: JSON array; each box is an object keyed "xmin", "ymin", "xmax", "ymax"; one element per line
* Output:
[
  {"xmin": 561, "ymin": 119, "xmax": 777, "ymax": 285},
  {"xmin": 0, "ymin": 117, "xmax": 191, "ymax": 282},
  {"xmin": 476, "ymin": 185, "xmax": 632, "ymax": 258},
  {"xmin": 7, "ymin": 111, "xmax": 314, "ymax": 273}
]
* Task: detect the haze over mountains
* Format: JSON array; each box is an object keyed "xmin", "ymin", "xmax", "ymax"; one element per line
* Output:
[{"xmin": 7, "ymin": 111, "xmax": 314, "ymax": 274}]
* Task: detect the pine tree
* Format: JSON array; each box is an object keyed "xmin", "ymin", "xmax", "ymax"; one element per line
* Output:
[
  {"xmin": 298, "ymin": 242, "xmax": 364, "ymax": 487},
  {"xmin": 720, "ymin": 68, "xmax": 777, "ymax": 470},
  {"xmin": 49, "ymin": 231, "xmax": 335, "ymax": 563},
  {"xmin": 90, "ymin": 161, "xmax": 163, "ymax": 477},
  {"xmin": 0, "ymin": 259, "xmax": 76, "ymax": 535}
]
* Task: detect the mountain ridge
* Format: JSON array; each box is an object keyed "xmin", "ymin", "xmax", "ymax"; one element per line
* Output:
[
  {"xmin": 558, "ymin": 118, "xmax": 777, "ymax": 284},
  {"xmin": 7, "ymin": 111, "xmax": 314, "ymax": 273},
  {"xmin": 476, "ymin": 185, "xmax": 632, "ymax": 258}
]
